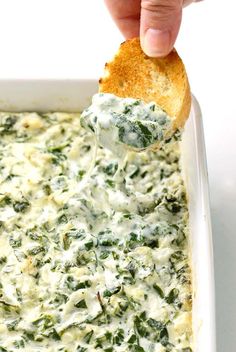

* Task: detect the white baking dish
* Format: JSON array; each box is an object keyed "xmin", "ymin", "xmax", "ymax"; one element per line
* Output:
[{"xmin": 0, "ymin": 79, "xmax": 216, "ymax": 352}]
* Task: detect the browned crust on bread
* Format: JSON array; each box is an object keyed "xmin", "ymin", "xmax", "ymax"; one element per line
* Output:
[{"xmin": 99, "ymin": 38, "xmax": 191, "ymax": 130}]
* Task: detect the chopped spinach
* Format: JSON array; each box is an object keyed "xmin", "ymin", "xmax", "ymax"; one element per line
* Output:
[
  {"xmin": 83, "ymin": 330, "xmax": 94, "ymax": 344},
  {"xmin": 13, "ymin": 201, "xmax": 30, "ymax": 213},
  {"xmin": 103, "ymin": 286, "xmax": 121, "ymax": 298},
  {"xmin": 153, "ymin": 284, "xmax": 164, "ymax": 299},
  {"xmin": 74, "ymin": 299, "xmax": 87, "ymax": 309},
  {"xmin": 0, "ymin": 115, "xmax": 17, "ymax": 135},
  {"xmin": 165, "ymin": 288, "xmax": 179, "ymax": 304}
]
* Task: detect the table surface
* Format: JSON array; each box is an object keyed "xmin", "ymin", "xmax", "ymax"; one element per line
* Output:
[{"xmin": 0, "ymin": 1, "xmax": 235, "ymax": 350}]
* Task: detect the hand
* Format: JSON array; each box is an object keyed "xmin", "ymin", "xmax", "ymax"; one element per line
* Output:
[{"xmin": 105, "ymin": 0, "xmax": 196, "ymax": 57}]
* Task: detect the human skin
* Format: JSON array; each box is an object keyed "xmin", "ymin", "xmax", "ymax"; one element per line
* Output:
[{"xmin": 104, "ymin": 0, "xmax": 197, "ymax": 57}]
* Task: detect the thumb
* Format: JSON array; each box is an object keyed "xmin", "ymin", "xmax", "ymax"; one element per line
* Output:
[{"xmin": 140, "ymin": 0, "xmax": 183, "ymax": 57}]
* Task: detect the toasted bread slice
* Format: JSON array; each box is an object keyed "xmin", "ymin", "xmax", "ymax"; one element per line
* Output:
[{"xmin": 99, "ymin": 38, "xmax": 191, "ymax": 131}]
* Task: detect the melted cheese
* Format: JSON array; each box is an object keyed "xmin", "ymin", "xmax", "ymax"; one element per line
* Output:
[{"xmin": 80, "ymin": 93, "xmax": 173, "ymax": 156}]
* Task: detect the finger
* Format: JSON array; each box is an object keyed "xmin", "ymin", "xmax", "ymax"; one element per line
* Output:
[
  {"xmin": 183, "ymin": 0, "xmax": 197, "ymax": 7},
  {"xmin": 104, "ymin": 0, "xmax": 141, "ymax": 39},
  {"xmin": 140, "ymin": 0, "xmax": 183, "ymax": 57}
]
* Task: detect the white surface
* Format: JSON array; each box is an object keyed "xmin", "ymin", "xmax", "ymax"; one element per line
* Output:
[
  {"xmin": 0, "ymin": 1, "xmax": 234, "ymax": 350},
  {"xmin": 0, "ymin": 80, "xmax": 216, "ymax": 352}
]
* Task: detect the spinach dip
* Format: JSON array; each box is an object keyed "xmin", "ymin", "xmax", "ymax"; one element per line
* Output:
[
  {"xmin": 81, "ymin": 93, "xmax": 174, "ymax": 156},
  {"xmin": 0, "ymin": 103, "xmax": 192, "ymax": 351}
]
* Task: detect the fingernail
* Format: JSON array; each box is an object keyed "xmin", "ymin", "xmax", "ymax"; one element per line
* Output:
[{"xmin": 142, "ymin": 28, "xmax": 171, "ymax": 57}]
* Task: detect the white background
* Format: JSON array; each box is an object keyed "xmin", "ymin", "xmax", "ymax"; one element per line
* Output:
[{"xmin": 0, "ymin": 1, "xmax": 235, "ymax": 350}]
